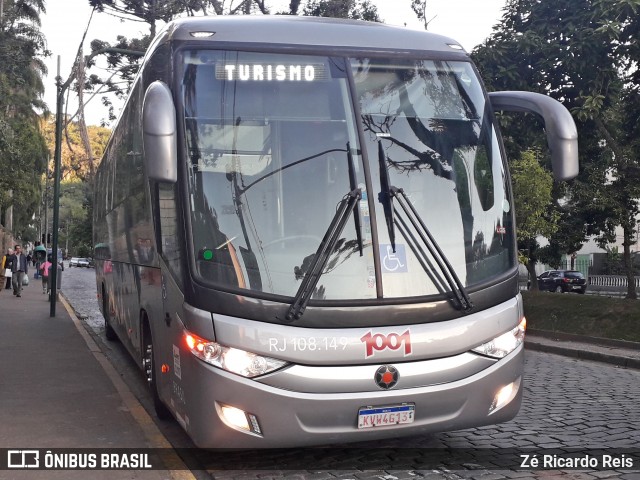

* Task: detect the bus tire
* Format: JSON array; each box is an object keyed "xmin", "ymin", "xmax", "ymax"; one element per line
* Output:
[
  {"xmin": 143, "ymin": 322, "xmax": 172, "ymax": 420},
  {"xmin": 103, "ymin": 288, "xmax": 118, "ymax": 342}
]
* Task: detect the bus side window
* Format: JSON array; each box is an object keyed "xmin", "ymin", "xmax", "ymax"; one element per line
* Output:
[{"xmin": 157, "ymin": 183, "xmax": 184, "ymax": 287}]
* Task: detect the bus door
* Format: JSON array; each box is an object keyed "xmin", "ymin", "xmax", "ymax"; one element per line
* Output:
[{"xmin": 154, "ymin": 183, "xmax": 189, "ymax": 425}]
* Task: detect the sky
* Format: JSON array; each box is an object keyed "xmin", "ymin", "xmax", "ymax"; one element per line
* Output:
[{"xmin": 40, "ymin": 0, "xmax": 507, "ymax": 127}]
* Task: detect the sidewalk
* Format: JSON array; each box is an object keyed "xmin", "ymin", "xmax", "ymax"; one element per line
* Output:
[
  {"xmin": 526, "ymin": 329, "xmax": 640, "ymax": 369},
  {"xmin": 0, "ymin": 280, "xmax": 187, "ymax": 479}
]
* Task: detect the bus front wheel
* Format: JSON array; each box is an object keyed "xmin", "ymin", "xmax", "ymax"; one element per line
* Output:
[{"xmin": 142, "ymin": 323, "xmax": 172, "ymax": 420}]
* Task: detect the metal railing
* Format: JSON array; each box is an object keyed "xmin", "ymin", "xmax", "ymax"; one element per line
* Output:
[{"xmin": 589, "ymin": 275, "xmax": 640, "ymax": 287}]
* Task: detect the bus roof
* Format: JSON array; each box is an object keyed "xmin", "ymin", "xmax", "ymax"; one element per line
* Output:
[{"xmin": 157, "ymin": 15, "xmax": 467, "ymax": 55}]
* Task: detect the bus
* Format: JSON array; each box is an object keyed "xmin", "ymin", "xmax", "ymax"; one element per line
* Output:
[{"xmin": 94, "ymin": 16, "xmax": 578, "ymax": 448}]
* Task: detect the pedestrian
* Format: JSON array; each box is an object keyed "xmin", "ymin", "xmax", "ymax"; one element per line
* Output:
[
  {"xmin": 0, "ymin": 251, "xmax": 5, "ymax": 292},
  {"xmin": 2, "ymin": 248, "xmax": 13, "ymax": 290},
  {"xmin": 40, "ymin": 255, "xmax": 52, "ymax": 295},
  {"xmin": 11, "ymin": 245, "xmax": 29, "ymax": 297}
]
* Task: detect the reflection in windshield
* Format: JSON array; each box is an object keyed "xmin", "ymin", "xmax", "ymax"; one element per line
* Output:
[
  {"xmin": 182, "ymin": 51, "xmax": 374, "ymax": 300},
  {"xmin": 352, "ymin": 58, "xmax": 514, "ymax": 296},
  {"xmin": 181, "ymin": 50, "xmax": 514, "ymax": 302}
]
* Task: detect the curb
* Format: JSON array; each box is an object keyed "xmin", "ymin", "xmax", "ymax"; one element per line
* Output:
[
  {"xmin": 528, "ymin": 329, "xmax": 640, "ymax": 349},
  {"xmin": 525, "ymin": 338, "xmax": 640, "ymax": 370}
]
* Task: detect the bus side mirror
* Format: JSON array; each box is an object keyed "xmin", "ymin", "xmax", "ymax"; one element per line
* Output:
[
  {"xmin": 488, "ymin": 91, "xmax": 579, "ymax": 181},
  {"xmin": 143, "ymin": 81, "xmax": 178, "ymax": 183}
]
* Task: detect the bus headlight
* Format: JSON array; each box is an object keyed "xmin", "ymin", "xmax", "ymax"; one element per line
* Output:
[
  {"xmin": 185, "ymin": 331, "xmax": 288, "ymax": 378},
  {"xmin": 472, "ymin": 318, "xmax": 526, "ymax": 359}
]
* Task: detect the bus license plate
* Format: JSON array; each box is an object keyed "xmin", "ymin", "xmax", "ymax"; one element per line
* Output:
[{"xmin": 358, "ymin": 404, "xmax": 415, "ymax": 429}]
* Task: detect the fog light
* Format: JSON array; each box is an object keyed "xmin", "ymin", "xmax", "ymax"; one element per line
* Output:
[
  {"xmin": 217, "ymin": 404, "xmax": 262, "ymax": 436},
  {"xmin": 490, "ymin": 378, "xmax": 521, "ymax": 414},
  {"xmin": 220, "ymin": 405, "xmax": 250, "ymax": 431}
]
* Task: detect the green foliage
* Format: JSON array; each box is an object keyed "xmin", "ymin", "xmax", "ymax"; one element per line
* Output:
[
  {"xmin": 472, "ymin": 0, "xmax": 640, "ymax": 298},
  {"xmin": 58, "ymin": 180, "xmax": 94, "ymax": 256},
  {"xmin": 39, "ymin": 119, "xmax": 107, "ymax": 255},
  {"xmin": 510, "ymin": 150, "xmax": 559, "ymax": 286},
  {"xmin": 0, "ymin": 0, "xmax": 49, "ymax": 238},
  {"xmin": 84, "ymin": 0, "xmax": 382, "ymax": 126},
  {"xmin": 41, "ymin": 118, "xmax": 110, "ymax": 181},
  {"xmin": 510, "ymin": 151, "xmax": 557, "ymax": 241},
  {"xmin": 303, "ymin": 0, "xmax": 380, "ymax": 21}
]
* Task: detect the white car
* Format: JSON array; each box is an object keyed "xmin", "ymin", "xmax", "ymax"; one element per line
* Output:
[{"xmin": 70, "ymin": 257, "xmax": 90, "ymax": 267}]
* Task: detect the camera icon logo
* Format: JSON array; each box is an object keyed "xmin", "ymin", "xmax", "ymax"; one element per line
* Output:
[{"xmin": 7, "ymin": 450, "xmax": 40, "ymax": 468}]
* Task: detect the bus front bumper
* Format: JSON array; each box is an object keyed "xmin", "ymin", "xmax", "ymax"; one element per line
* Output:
[{"xmin": 179, "ymin": 346, "xmax": 524, "ymax": 448}]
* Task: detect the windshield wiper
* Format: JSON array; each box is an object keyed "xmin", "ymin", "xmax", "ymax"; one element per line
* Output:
[
  {"xmin": 390, "ymin": 186, "xmax": 473, "ymax": 312},
  {"xmin": 347, "ymin": 142, "xmax": 364, "ymax": 256},
  {"xmin": 377, "ymin": 140, "xmax": 396, "ymax": 252},
  {"xmin": 286, "ymin": 188, "xmax": 362, "ymax": 321}
]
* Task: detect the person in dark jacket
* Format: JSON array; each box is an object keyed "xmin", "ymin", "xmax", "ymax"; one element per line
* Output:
[{"xmin": 11, "ymin": 245, "xmax": 29, "ymax": 297}]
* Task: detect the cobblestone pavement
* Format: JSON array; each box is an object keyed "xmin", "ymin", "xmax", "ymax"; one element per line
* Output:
[{"xmin": 63, "ymin": 268, "xmax": 640, "ymax": 479}]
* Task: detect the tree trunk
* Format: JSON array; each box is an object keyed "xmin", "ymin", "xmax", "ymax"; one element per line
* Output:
[
  {"xmin": 288, "ymin": 0, "xmax": 302, "ymax": 14},
  {"xmin": 5, "ymin": 190, "xmax": 12, "ymax": 232},
  {"xmin": 75, "ymin": 52, "xmax": 94, "ymax": 177},
  {"xmin": 623, "ymin": 223, "xmax": 637, "ymax": 299},
  {"xmin": 526, "ymin": 257, "xmax": 538, "ymax": 291}
]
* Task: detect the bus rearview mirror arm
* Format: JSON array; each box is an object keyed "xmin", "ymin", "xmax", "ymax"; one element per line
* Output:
[
  {"xmin": 488, "ymin": 91, "xmax": 579, "ymax": 181},
  {"xmin": 143, "ymin": 81, "xmax": 178, "ymax": 183}
]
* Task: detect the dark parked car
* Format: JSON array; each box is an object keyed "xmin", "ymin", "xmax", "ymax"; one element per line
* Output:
[{"xmin": 537, "ymin": 270, "xmax": 587, "ymax": 294}]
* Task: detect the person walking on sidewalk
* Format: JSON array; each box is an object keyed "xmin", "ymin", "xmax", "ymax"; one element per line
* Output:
[
  {"xmin": 0, "ymin": 251, "xmax": 5, "ymax": 292},
  {"xmin": 40, "ymin": 256, "xmax": 52, "ymax": 295},
  {"xmin": 2, "ymin": 248, "xmax": 14, "ymax": 290},
  {"xmin": 11, "ymin": 245, "xmax": 29, "ymax": 297}
]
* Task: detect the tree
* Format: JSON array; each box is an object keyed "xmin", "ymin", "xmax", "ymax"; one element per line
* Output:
[
  {"xmin": 0, "ymin": 0, "xmax": 49, "ymax": 237},
  {"xmin": 82, "ymin": 0, "xmax": 381, "ymax": 127},
  {"xmin": 59, "ymin": 180, "xmax": 93, "ymax": 256},
  {"xmin": 510, "ymin": 151, "xmax": 558, "ymax": 288},
  {"xmin": 303, "ymin": 0, "xmax": 380, "ymax": 21},
  {"xmin": 40, "ymin": 118, "xmax": 109, "ymax": 254},
  {"xmin": 472, "ymin": 0, "xmax": 640, "ymax": 298},
  {"xmin": 41, "ymin": 118, "xmax": 110, "ymax": 181},
  {"xmin": 410, "ymin": 0, "xmax": 436, "ymax": 30}
]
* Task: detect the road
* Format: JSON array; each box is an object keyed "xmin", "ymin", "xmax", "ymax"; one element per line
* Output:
[{"xmin": 62, "ymin": 266, "xmax": 640, "ymax": 479}]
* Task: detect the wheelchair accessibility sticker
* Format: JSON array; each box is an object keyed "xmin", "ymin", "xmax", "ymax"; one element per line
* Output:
[{"xmin": 380, "ymin": 244, "xmax": 408, "ymax": 273}]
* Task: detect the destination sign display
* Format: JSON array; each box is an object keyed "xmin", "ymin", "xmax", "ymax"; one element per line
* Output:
[{"xmin": 215, "ymin": 63, "xmax": 326, "ymax": 82}]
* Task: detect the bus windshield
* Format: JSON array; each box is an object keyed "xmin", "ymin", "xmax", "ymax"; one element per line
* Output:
[{"xmin": 181, "ymin": 50, "xmax": 514, "ymax": 301}]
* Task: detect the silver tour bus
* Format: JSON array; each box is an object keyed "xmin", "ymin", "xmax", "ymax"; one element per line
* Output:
[{"xmin": 94, "ymin": 16, "xmax": 578, "ymax": 448}]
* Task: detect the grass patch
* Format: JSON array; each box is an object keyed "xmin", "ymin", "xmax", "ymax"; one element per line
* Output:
[{"xmin": 522, "ymin": 291, "xmax": 640, "ymax": 342}]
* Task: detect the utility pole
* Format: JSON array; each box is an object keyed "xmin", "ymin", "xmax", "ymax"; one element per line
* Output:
[
  {"xmin": 47, "ymin": 47, "xmax": 144, "ymax": 316},
  {"xmin": 50, "ymin": 56, "xmax": 64, "ymax": 317},
  {"xmin": 44, "ymin": 170, "xmax": 49, "ymax": 246}
]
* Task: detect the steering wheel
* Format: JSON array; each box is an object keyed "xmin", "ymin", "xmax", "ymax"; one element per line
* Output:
[{"xmin": 261, "ymin": 235, "xmax": 322, "ymax": 249}]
